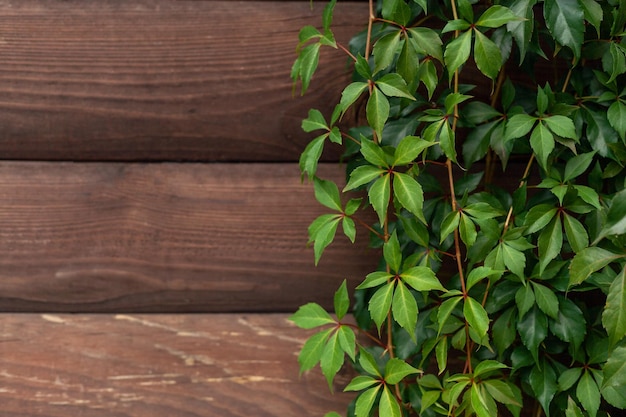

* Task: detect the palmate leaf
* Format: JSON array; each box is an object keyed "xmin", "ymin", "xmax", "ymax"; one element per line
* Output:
[
  {"xmin": 530, "ymin": 122, "xmax": 556, "ymax": 170},
  {"xmin": 313, "ymin": 177, "xmax": 342, "ymax": 211},
  {"xmin": 544, "ymin": 0, "xmax": 584, "ymax": 59},
  {"xmin": 602, "ymin": 267, "xmax": 626, "ymax": 348},
  {"xmin": 384, "ymin": 358, "xmax": 421, "ymax": 384},
  {"xmin": 297, "ymin": 328, "xmax": 333, "ymax": 373},
  {"xmin": 569, "ymin": 246, "xmax": 623, "ymax": 286}
]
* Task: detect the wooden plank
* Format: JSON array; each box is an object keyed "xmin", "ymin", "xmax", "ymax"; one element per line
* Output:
[
  {"xmin": 0, "ymin": 0, "xmax": 367, "ymax": 162},
  {"xmin": 0, "ymin": 313, "xmax": 355, "ymax": 416},
  {"xmin": 0, "ymin": 161, "xmax": 377, "ymax": 312}
]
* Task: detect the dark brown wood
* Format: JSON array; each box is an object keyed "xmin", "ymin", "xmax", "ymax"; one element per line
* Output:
[
  {"xmin": 0, "ymin": 313, "xmax": 356, "ymax": 416},
  {"xmin": 0, "ymin": 0, "xmax": 368, "ymax": 162},
  {"xmin": 0, "ymin": 162, "xmax": 377, "ymax": 313}
]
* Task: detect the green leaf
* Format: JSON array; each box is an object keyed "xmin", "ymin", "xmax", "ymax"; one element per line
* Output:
[
  {"xmin": 544, "ymin": 0, "xmax": 585, "ymax": 59},
  {"xmin": 290, "ymin": 302, "xmax": 335, "ymax": 329},
  {"xmin": 530, "ymin": 122, "xmax": 556, "ymax": 170},
  {"xmin": 380, "ymin": 385, "xmax": 402, "ymax": 417},
  {"xmin": 339, "ymin": 82, "xmax": 369, "ymax": 115},
  {"xmin": 344, "ymin": 375, "xmax": 379, "ymax": 391},
  {"xmin": 607, "ymin": 100, "xmax": 626, "ymax": 140},
  {"xmin": 337, "ymin": 325, "xmax": 356, "ymax": 361},
  {"xmin": 359, "ymin": 349, "xmax": 382, "ymax": 377},
  {"xmin": 369, "ymin": 282, "xmax": 395, "ymax": 332},
  {"xmin": 394, "ymin": 135, "xmax": 433, "ymax": 166},
  {"xmin": 483, "ymin": 379, "xmax": 522, "ymax": 406},
  {"xmin": 442, "ymin": 19, "xmax": 472, "ymax": 33},
  {"xmin": 569, "ymin": 247, "xmax": 623, "ymax": 286},
  {"xmin": 376, "ymin": 73, "xmax": 415, "ymax": 100},
  {"xmin": 344, "ymin": 165, "xmax": 385, "ymax": 191},
  {"xmin": 531, "ymin": 282, "xmax": 559, "ymax": 319},
  {"xmin": 392, "ymin": 280, "xmax": 418, "ymax": 340},
  {"xmin": 314, "ymin": 177, "xmax": 342, "ymax": 211},
  {"xmin": 295, "ymin": 43, "xmax": 321, "ymax": 95},
  {"xmin": 564, "ymin": 151, "xmax": 596, "ymax": 182},
  {"xmin": 385, "ymin": 357, "xmax": 421, "ymax": 384},
  {"xmin": 438, "ymin": 296, "xmax": 463, "ymax": 335},
  {"xmin": 504, "ymin": 113, "xmax": 537, "ymax": 141},
  {"xmin": 342, "ymin": 217, "xmax": 356, "ymax": 243},
  {"xmin": 524, "ymin": 204, "xmax": 558, "ymax": 234},
  {"xmin": 597, "ymin": 188, "xmax": 626, "ymax": 241},
  {"xmin": 419, "ymin": 59, "xmax": 439, "ymax": 99},
  {"xmin": 325, "ymin": 412, "xmax": 343, "ymax": 417},
  {"xmin": 440, "ymin": 210, "xmax": 460, "ymax": 244},
  {"xmin": 529, "ymin": 360, "xmax": 558, "ymax": 416},
  {"xmin": 459, "ymin": 213, "xmax": 478, "ymax": 247},
  {"xmin": 473, "ymin": 360, "xmax": 508, "ymax": 379},
  {"xmin": 355, "ymin": 386, "xmax": 382, "ymax": 417},
  {"xmin": 297, "ymin": 328, "xmax": 332, "ymax": 373},
  {"xmin": 436, "ymin": 337, "xmax": 448, "ymax": 374},
  {"xmin": 473, "ymin": 29, "xmax": 503, "ymax": 80},
  {"xmin": 601, "ymin": 345, "xmax": 626, "ymax": 408},
  {"xmin": 471, "ymin": 383, "xmax": 498, "ymax": 417},
  {"xmin": 563, "ymin": 213, "xmax": 589, "ymax": 253},
  {"xmin": 493, "ymin": 307, "xmax": 517, "ymax": 356},
  {"xmin": 384, "ymin": 231, "xmax": 402, "ymax": 273},
  {"xmin": 507, "ymin": 0, "xmax": 537, "ymax": 62},
  {"xmin": 466, "ymin": 267, "xmax": 504, "ymax": 291},
  {"xmin": 444, "ymin": 30, "xmax": 472, "ymax": 81},
  {"xmin": 360, "ymin": 137, "xmax": 389, "ymax": 168},
  {"xmin": 558, "ymin": 367, "xmax": 583, "ymax": 391},
  {"xmin": 373, "ymin": 31, "xmax": 401, "ymax": 74},
  {"xmin": 299, "ymin": 135, "xmax": 325, "ymax": 180},
  {"xmin": 320, "ymin": 330, "xmax": 345, "ymax": 389},
  {"xmin": 464, "ymin": 296, "xmax": 490, "ymax": 339},
  {"xmin": 602, "ymin": 267, "xmax": 626, "ymax": 348},
  {"xmin": 463, "ymin": 202, "xmax": 505, "ymax": 220},
  {"xmin": 322, "ymin": 0, "xmax": 336, "ymax": 33},
  {"xmin": 357, "ymin": 271, "xmax": 393, "ymax": 289},
  {"xmin": 517, "ymin": 306, "xmax": 548, "ymax": 363},
  {"xmin": 334, "ymin": 279, "xmax": 350, "ymax": 320},
  {"xmin": 516, "ymin": 284, "xmax": 535, "ymax": 319},
  {"xmin": 367, "ymin": 87, "xmax": 390, "ymax": 140},
  {"xmin": 543, "ymin": 115, "xmax": 578, "ymax": 140},
  {"xmin": 311, "ymin": 215, "xmax": 341, "ymax": 265},
  {"xmin": 580, "ymin": 0, "xmax": 603, "ymax": 37},
  {"xmin": 574, "ymin": 185, "xmax": 601, "ymax": 209},
  {"xmin": 476, "ymin": 5, "xmax": 520, "ymax": 28},
  {"xmin": 537, "ymin": 214, "xmax": 563, "ymax": 274},
  {"xmin": 401, "ymin": 266, "xmax": 446, "ymax": 292},
  {"xmin": 576, "ymin": 370, "xmax": 601, "ymax": 417},
  {"xmin": 393, "ymin": 172, "xmax": 425, "ymax": 223},
  {"xmin": 439, "ymin": 120, "xmax": 457, "ymax": 163},
  {"xmin": 302, "ymin": 109, "xmax": 328, "ymax": 132},
  {"xmin": 369, "ymin": 173, "xmax": 391, "ymax": 226},
  {"xmin": 397, "ymin": 33, "xmax": 419, "ymax": 84},
  {"xmin": 502, "ymin": 242, "xmax": 527, "ymax": 279},
  {"xmin": 407, "ymin": 27, "xmax": 443, "ymax": 62},
  {"xmin": 565, "ymin": 397, "xmax": 585, "ymax": 417}
]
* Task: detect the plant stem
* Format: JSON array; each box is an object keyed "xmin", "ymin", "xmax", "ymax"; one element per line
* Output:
[{"xmin": 365, "ymin": 0, "xmax": 375, "ymax": 60}]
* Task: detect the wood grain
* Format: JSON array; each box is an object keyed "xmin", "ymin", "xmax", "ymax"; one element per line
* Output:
[
  {"xmin": 0, "ymin": 313, "xmax": 355, "ymax": 416},
  {"xmin": 0, "ymin": 162, "xmax": 377, "ymax": 313},
  {"xmin": 0, "ymin": 0, "xmax": 367, "ymax": 162}
]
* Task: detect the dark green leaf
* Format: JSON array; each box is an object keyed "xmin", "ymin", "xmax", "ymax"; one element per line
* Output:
[
  {"xmin": 290, "ymin": 302, "xmax": 335, "ymax": 329},
  {"xmin": 507, "ymin": 0, "xmax": 537, "ymax": 62},
  {"xmin": 373, "ymin": 31, "xmax": 402, "ymax": 74},
  {"xmin": 530, "ymin": 122, "xmax": 556, "ymax": 170},
  {"xmin": 399, "ymin": 215, "xmax": 430, "ymax": 247},
  {"xmin": 563, "ymin": 213, "xmax": 589, "ymax": 253},
  {"xmin": 314, "ymin": 177, "xmax": 342, "ymax": 211},
  {"xmin": 569, "ymin": 247, "xmax": 623, "ymax": 286},
  {"xmin": 419, "ymin": 59, "xmax": 439, "ymax": 99},
  {"xmin": 515, "ymin": 284, "xmax": 535, "ymax": 319},
  {"xmin": 580, "ymin": 0, "xmax": 603, "ymax": 37},
  {"xmin": 473, "ymin": 360, "xmax": 508, "ymax": 378},
  {"xmin": 597, "ymin": 188, "xmax": 626, "ymax": 241},
  {"xmin": 602, "ymin": 268, "xmax": 626, "ymax": 348},
  {"xmin": 564, "ymin": 151, "xmax": 595, "ymax": 182},
  {"xmin": 439, "ymin": 120, "xmax": 457, "ymax": 163},
  {"xmin": 607, "ymin": 100, "xmax": 626, "ymax": 140},
  {"xmin": 576, "ymin": 370, "xmax": 601, "ymax": 417},
  {"xmin": 544, "ymin": 0, "xmax": 585, "ymax": 58},
  {"xmin": 502, "ymin": 242, "xmax": 527, "ymax": 279},
  {"xmin": 459, "ymin": 213, "xmax": 477, "ymax": 247},
  {"xmin": 297, "ymin": 328, "xmax": 332, "ymax": 372},
  {"xmin": 463, "ymin": 202, "xmax": 505, "ymax": 219},
  {"xmin": 438, "ymin": 296, "xmax": 463, "ymax": 335},
  {"xmin": 483, "ymin": 379, "xmax": 522, "ymax": 406},
  {"xmin": 440, "ymin": 210, "xmax": 460, "ymax": 244},
  {"xmin": 601, "ymin": 345, "xmax": 626, "ymax": 408},
  {"xmin": 442, "ymin": 19, "xmax": 472, "ymax": 33},
  {"xmin": 537, "ymin": 214, "xmax": 563, "ymax": 274},
  {"xmin": 517, "ymin": 306, "xmax": 548, "ymax": 363},
  {"xmin": 529, "ymin": 360, "xmax": 558, "ymax": 416},
  {"xmin": 531, "ymin": 282, "xmax": 559, "ymax": 319},
  {"xmin": 524, "ymin": 204, "xmax": 558, "ymax": 234},
  {"xmin": 367, "ymin": 87, "xmax": 390, "ymax": 140},
  {"xmin": 558, "ymin": 367, "xmax": 582, "ymax": 391},
  {"xmin": 334, "ymin": 279, "xmax": 350, "ymax": 320},
  {"xmin": 397, "ymin": 34, "xmax": 419, "ymax": 84},
  {"xmin": 394, "ymin": 172, "xmax": 425, "ymax": 223},
  {"xmin": 407, "ymin": 27, "xmax": 444, "ymax": 62},
  {"xmin": 493, "ymin": 307, "xmax": 517, "ymax": 356}
]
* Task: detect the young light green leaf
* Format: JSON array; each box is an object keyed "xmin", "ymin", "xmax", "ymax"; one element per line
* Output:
[
  {"xmin": 476, "ymin": 5, "xmax": 520, "ymax": 28},
  {"xmin": 339, "ymin": 82, "xmax": 369, "ymax": 115},
  {"xmin": 314, "ymin": 177, "xmax": 342, "ymax": 211},
  {"xmin": 473, "ymin": 29, "xmax": 503, "ymax": 80},
  {"xmin": 299, "ymin": 135, "xmax": 326, "ymax": 180},
  {"xmin": 602, "ymin": 267, "xmax": 626, "ymax": 348},
  {"xmin": 369, "ymin": 282, "xmax": 395, "ymax": 332},
  {"xmin": 311, "ymin": 215, "xmax": 341, "ymax": 265},
  {"xmin": 544, "ymin": 0, "xmax": 585, "ymax": 59},
  {"xmin": 444, "ymin": 30, "xmax": 472, "ymax": 81},
  {"xmin": 290, "ymin": 302, "xmax": 335, "ymax": 329},
  {"xmin": 392, "ymin": 280, "xmax": 418, "ymax": 340},
  {"xmin": 380, "ymin": 385, "xmax": 402, "ymax": 417},
  {"xmin": 385, "ymin": 357, "xmax": 421, "ymax": 384},
  {"xmin": 367, "ymin": 87, "xmax": 390, "ymax": 140},
  {"xmin": 369, "ymin": 173, "xmax": 391, "ymax": 226},
  {"xmin": 576, "ymin": 370, "xmax": 601, "ymax": 417},
  {"xmin": 334, "ymin": 279, "xmax": 350, "ymax": 320},
  {"xmin": 473, "ymin": 360, "xmax": 508, "ymax": 379},
  {"xmin": 464, "ymin": 296, "xmax": 490, "ymax": 339},
  {"xmin": 531, "ymin": 282, "xmax": 559, "ymax": 319},
  {"xmin": 344, "ymin": 375, "xmax": 379, "ymax": 391},
  {"xmin": 297, "ymin": 328, "xmax": 333, "ymax": 373},
  {"xmin": 393, "ymin": 172, "xmax": 425, "ymax": 223},
  {"xmin": 436, "ymin": 337, "xmax": 448, "ymax": 374},
  {"xmin": 320, "ymin": 330, "xmax": 344, "ymax": 389},
  {"xmin": 355, "ymin": 386, "xmax": 381, "ymax": 417},
  {"xmin": 302, "ymin": 108, "xmax": 328, "ymax": 132},
  {"xmin": 466, "ymin": 266, "xmax": 504, "ymax": 291},
  {"xmin": 360, "ymin": 137, "xmax": 389, "ymax": 168},
  {"xmin": 565, "ymin": 397, "xmax": 585, "ymax": 417},
  {"xmin": 439, "ymin": 120, "xmax": 457, "ymax": 163},
  {"xmin": 401, "ymin": 266, "xmax": 446, "ymax": 292},
  {"xmin": 321, "ymin": 0, "xmax": 336, "ymax": 33},
  {"xmin": 359, "ymin": 348, "xmax": 382, "ymax": 377}
]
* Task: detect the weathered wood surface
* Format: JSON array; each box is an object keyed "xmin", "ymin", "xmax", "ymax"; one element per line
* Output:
[
  {"xmin": 0, "ymin": 313, "xmax": 355, "ymax": 416},
  {"xmin": 0, "ymin": 0, "xmax": 367, "ymax": 162},
  {"xmin": 0, "ymin": 161, "xmax": 376, "ymax": 313}
]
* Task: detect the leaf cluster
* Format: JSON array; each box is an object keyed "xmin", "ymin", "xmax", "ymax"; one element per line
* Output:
[{"xmin": 290, "ymin": 0, "xmax": 626, "ymax": 416}]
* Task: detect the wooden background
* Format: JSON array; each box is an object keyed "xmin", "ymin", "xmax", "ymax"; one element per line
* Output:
[{"xmin": 0, "ymin": 0, "xmax": 374, "ymax": 415}]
